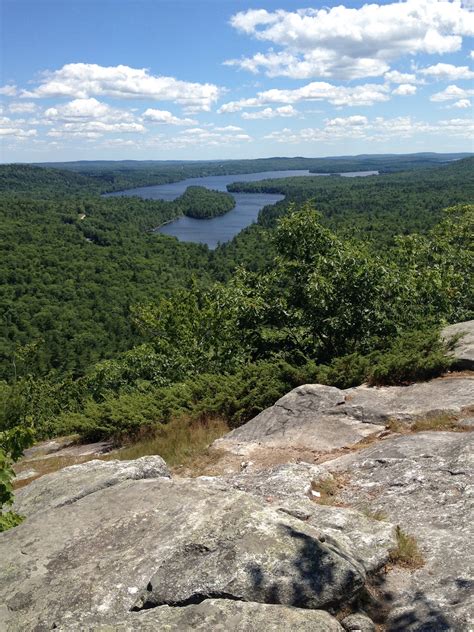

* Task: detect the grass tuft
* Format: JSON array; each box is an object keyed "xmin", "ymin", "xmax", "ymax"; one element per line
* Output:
[
  {"xmin": 411, "ymin": 413, "xmax": 472, "ymax": 432},
  {"xmin": 388, "ymin": 526, "xmax": 424, "ymax": 569},
  {"xmin": 387, "ymin": 411, "xmax": 473, "ymax": 435}
]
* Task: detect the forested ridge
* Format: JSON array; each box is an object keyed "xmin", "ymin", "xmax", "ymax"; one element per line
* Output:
[
  {"xmin": 0, "ymin": 156, "xmax": 473, "ymax": 527},
  {"xmin": 36, "ymin": 152, "xmax": 471, "ymax": 191}
]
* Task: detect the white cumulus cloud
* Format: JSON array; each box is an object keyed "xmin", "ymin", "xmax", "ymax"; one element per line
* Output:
[
  {"xmin": 430, "ymin": 84, "xmax": 474, "ymax": 101},
  {"xmin": 43, "ymin": 98, "xmax": 145, "ymax": 137},
  {"xmin": 0, "ymin": 85, "xmax": 17, "ymax": 96},
  {"xmin": 142, "ymin": 108, "xmax": 196, "ymax": 125},
  {"xmin": 22, "ymin": 63, "xmax": 223, "ymax": 112},
  {"xmin": 384, "ymin": 70, "xmax": 419, "ymax": 84},
  {"xmin": 0, "ymin": 115, "xmax": 37, "ymax": 138},
  {"xmin": 263, "ymin": 114, "xmax": 471, "ymax": 144},
  {"xmin": 227, "ymin": 1, "xmax": 474, "ymax": 80},
  {"xmin": 449, "ymin": 98, "xmax": 472, "ymax": 108},
  {"xmin": 44, "ymin": 97, "xmax": 133, "ymax": 121},
  {"xmin": 9, "ymin": 102, "xmax": 37, "ymax": 113},
  {"xmin": 219, "ymin": 82, "xmax": 390, "ymax": 113},
  {"xmin": 242, "ymin": 105, "xmax": 298, "ymax": 119},
  {"xmin": 420, "ymin": 62, "xmax": 474, "ymax": 80},
  {"xmin": 392, "ymin": 84, "xmax": 417, "ymax": 96},
  {"xmin": 325, "ymin": 115, "xmax": 368, "ymax": 127},
  {"xmin": 157, "ymin": 124, "xmax": 253, "ymax": 149}
]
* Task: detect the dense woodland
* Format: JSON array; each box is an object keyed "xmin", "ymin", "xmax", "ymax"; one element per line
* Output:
[
  {"xmin": 228, "ymin": 157, "xmax": 474, "ymax": 243},
  {"xmin": 0, "ymin": 155, "xmax": 473, "ymax": 526}
]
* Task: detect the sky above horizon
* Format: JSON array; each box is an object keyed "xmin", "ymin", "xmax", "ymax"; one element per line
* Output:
[{"xmin": 1, "ymin": 0, "xmax": 473, "ymax": 162}]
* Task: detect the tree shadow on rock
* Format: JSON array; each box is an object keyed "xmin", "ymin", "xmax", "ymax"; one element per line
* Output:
[
  {"xmin": 248, "ymin": 524, "xmax": 362, "ymax": 610},
  {"xmin": 360, "ymin": 570, "xmax": 454, "ymax": 632}
]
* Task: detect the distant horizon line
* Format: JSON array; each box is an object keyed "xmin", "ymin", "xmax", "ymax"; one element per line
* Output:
[{"xmin": 3, "ymin": 151, "xmax": 473, "ymax": 166}]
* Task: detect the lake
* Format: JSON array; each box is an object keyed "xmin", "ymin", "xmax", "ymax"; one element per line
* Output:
[{"xmin": 105, "ymin": 169, "xmax": 377, "ymax": 249}]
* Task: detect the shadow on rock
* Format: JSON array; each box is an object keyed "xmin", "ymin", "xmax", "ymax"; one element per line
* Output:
[{"xmin": 248, "ymin": 524, "xmax": 360, "ymax": 611}]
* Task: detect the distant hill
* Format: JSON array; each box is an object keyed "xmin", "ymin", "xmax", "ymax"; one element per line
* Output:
[
  {"xmin": 35, "ymin": 152, "xmax": 472, "ymax": 173},
  {"xmin": 0, "ymin": 164, "xmax": 103, "ymax": 196},
  {"xmin": 1, "ymin": 153, "xmax": 471, "ymax": 196}
]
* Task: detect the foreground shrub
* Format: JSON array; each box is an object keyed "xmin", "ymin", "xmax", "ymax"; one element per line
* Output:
[
  {"xmin": 0, "ymin": 423, "xmax": 34, "ymax": 531},
  {"xmin": 53, "ymin": 358, "xmax": 318, "ymax": 441},
  {"xmin": 0, "ymin": 510, "xmax": 23, "ymax": 533},
  {"xmin": 367, "ymin": 329, "xmax": 453, "ymax": 386}
]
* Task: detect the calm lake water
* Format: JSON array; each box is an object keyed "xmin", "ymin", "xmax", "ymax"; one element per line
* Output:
[{"xmin": 105, "ymin": 169, "xmax": 377, "ymax": 249}]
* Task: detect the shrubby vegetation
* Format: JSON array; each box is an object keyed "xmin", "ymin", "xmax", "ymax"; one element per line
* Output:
[
  {"xmin": 177, "ymin": 186, "xmax": 235, "ymax": 219},
  {"xmin": 0, "ymin": 382, "xmax": 34, "ymax": 530}
]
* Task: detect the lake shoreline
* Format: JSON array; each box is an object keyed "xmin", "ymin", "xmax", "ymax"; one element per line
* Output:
[{"xmin": 106, "ymin": 170, "xmax": 377, "ymax": 249}]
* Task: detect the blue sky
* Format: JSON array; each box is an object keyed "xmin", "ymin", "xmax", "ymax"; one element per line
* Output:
[{"xmin": 1, "ymin": 0, "xmax": 473, "ymax": 162}]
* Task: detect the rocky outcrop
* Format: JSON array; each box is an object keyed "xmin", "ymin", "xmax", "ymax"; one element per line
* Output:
[
  {"xmin": 341, "ymin": 613, "xmax": 376, "ymax": 631},
  {"xmin": 324, "ymin": 431, "xmax": 474, "ymax": 631},
  {"xmin": 442, "ymin": 319, "xmax": 474, "ymax": 369},
  {"xmin": 1, "ymin": 458, "xmax": 394, "ymax": 632},
  {"xmin": 214, "ymin": 376, "xmax": 473, "ymax": 460},
  {"xmin": 208, "ymin": 463, "xmax": 395, "ymax": 573},
  {"xmin": 343, "ymin": 376, "xmax": 473, "ymax": 423},
  {"xmin": 3, "ymin": 323, "xmax": 473, "ymax": 631},
  {"xmin": 213, "ymin": 384, "xmax": 386, "ymax": 457},
  {"xmin": 13, "ymin": 437, "xmax": 115, "ymax": 487}
]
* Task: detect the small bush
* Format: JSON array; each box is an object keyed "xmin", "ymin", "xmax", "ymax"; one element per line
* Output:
[
  {"xmin": 359, "ymin": 506, "xmax": 387, "ymax": 521},
  {"xmin": 0, "ymin": 510, "xmax": 23, "ymax": 532},
  {"xmin": 321, "ymin": 352, "xmax": 372, "ymax": 389},
  {"xmin": 53, "ymin": 358, "xmax": 318, "ymax": 441}
]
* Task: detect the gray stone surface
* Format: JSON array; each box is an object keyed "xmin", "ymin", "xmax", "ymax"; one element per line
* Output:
[
  {"xmin": 208, "ymin": 463, "xmax": 396, "ymax": 574},
  {"xmin": 214, "ymin": 376, "xmax": 474, "ymax": 460},
  {"xmin": 14, "ymin": 468, "xmax": 38, "ymax": 482},
  {"xmin": 341, "ymin": 613, "xmax": 376, "ymax": 632},
  {"xmin": 56, "ymin": 600, "xmax": 344, "ymax": 631},
  {"xmin": 214, "ymin": 384, "xmax": 385, "ymax": 456},
  {"xmin": 215, "ymin": 462, "xmax": 332, "ymax": 500},
  {"xmin": 442, "ymin": 319, "xmax": 474, "ymax": 369},
  {"xmin": 0, "ymin": 471, "xmax": 392, "ymax": 631},
  {"xmin": 13, "ymin": 456, "xmax": 171, "ymax": 518},
  {"xmin": 324, "ymin": 431, "xmax": 474, "ymax": 631},
  {"xmin": 343, "ymin": 377, "xmax": 474, "ymax": 424},
  {"xmin": 22, "ymin": 438, "xmax": 113, "ymax": 460}
]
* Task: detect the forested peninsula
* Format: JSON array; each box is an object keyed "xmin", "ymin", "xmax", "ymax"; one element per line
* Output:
[{"xmin": 177, "ymin": 186, "xmax": 235, "ymax": 219}]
